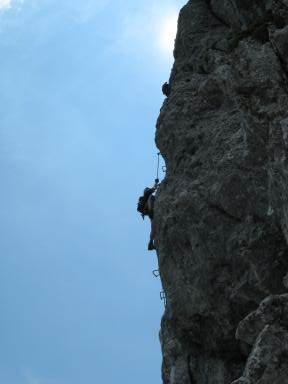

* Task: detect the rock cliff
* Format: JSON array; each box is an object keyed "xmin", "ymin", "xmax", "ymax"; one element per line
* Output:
[{"xmin": 154, "ymin": 0, "xmax": 288, "ymax": 383}]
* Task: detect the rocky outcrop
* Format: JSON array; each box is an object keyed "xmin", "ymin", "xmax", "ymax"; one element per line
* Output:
[
  {"xmin": 154, "ymin": 0, "xmax": 288, "ymax": 383},
  {"xmin": 233, "ymin": 294, "xmax": 288, "ymax": 383}
]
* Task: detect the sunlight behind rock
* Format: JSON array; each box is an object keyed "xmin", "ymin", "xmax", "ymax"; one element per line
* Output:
[{"xmin": 157, "ymin": 12, "xmax": 178, "ymax": 55}]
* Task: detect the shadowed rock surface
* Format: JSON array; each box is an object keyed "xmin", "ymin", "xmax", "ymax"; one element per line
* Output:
[{"xmin": 153, "ymin": 0, "xmax": 288, "ymax": 383}]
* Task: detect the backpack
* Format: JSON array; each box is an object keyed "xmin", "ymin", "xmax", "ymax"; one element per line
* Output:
[{"xmin": 137, "ymin": 188, "xmax": 154, "ymax": 218}]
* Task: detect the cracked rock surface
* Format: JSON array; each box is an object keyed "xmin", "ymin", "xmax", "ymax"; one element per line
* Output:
[
  {"xmin": 153, "ymin": 0, "xmax": 288, "ymax": 383},
  {"xmin": 233, "ymin": 294, "xmax": 288, "ymax": 383}
]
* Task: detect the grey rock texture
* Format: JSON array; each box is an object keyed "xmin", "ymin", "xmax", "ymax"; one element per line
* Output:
[
  {"xmin": 233, "ymin": 295, "xmax": 288, "ymax": 383},
  {"xmin": 153, "ymin": 0, "xmax": 288, "ymax": 383}
]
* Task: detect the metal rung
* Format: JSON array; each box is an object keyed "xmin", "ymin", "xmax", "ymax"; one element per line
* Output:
[
  {"xmin": 153, "ymin": 269, "xmax": 160, "ymax": 277},
  {"xmin": 160, "ymin": 291, "xmax": 167, "ymax": 307}
]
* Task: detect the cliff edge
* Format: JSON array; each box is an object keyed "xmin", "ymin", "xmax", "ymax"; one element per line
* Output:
[{"xmin": 154, "ymin": 0, "xmax": 288, "ymax": 383}]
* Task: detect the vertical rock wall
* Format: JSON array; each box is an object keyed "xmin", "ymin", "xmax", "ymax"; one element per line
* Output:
[{"xmin": 154, "ymin": 1, "xmax": 288, "ymax": 383}]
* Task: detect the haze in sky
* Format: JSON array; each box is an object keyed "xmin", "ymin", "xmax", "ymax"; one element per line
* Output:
[{"xmin": 0, "ymin": 1, "xmax": 185, "ymax": 383}]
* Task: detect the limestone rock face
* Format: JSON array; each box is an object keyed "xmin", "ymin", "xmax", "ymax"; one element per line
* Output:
[
  {"xmin": 233, "ymin": 295, "xmax": 288, "ymax": 383},
  {"xmin": 154, "ymin": 0, "xmax": 288, "ymax": 383}
]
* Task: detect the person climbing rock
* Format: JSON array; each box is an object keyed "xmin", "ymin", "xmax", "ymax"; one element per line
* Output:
[
  {"xmin": 162, "ymin": 82, "xmax": 171, "ymax": 97},
  {"xmin": 137, "ymin": 179, "xmax": 159, "ymax": 251}
]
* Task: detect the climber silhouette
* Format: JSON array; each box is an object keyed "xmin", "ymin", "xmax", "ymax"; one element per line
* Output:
[
  {"xmin": 137, "ymin": 179, "xmax": 159, "ymax": 251},
  {"xmin": 162, "ymin": 82, "xmax": 171, "ymax": 97}
]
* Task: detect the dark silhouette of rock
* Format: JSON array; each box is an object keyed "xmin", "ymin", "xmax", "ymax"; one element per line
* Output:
[{"xmin": 153, "ymin": 1, "xmax": 288, "ymax": 383}]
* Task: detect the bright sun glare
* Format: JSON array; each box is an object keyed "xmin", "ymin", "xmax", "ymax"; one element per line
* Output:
[
  {"xmin": 158, "ymin": 12, "xmax": 178, "ymax": 55},
  {"xmin": 0, "ymin": 0, "xmax": 10, "ymax": 9}
]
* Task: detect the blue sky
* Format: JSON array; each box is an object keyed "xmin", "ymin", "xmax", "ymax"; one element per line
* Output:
[{"xmin": 0, "ymin": 0, "xmax": 185, "ymax": 383}]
